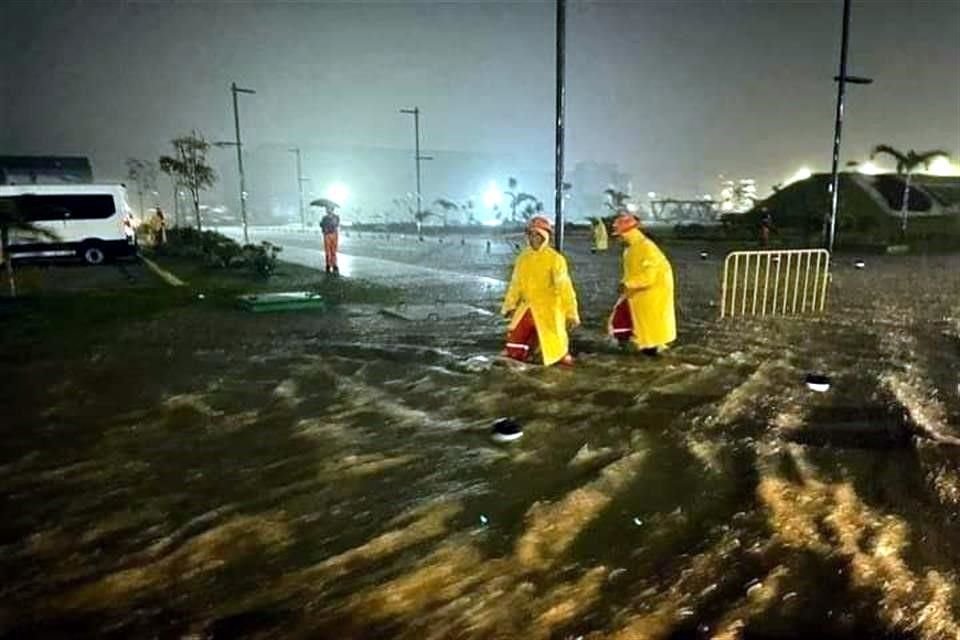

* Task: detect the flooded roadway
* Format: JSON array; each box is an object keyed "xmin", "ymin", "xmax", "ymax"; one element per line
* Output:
[{"xmin": 2, "ymin": 229, "xmax": 960, "ymax": 639}]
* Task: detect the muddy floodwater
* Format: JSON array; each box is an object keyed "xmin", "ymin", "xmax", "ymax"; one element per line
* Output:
[{"xmin": 2, "ymin": 232, "xmax": 960, "ymax": 639}]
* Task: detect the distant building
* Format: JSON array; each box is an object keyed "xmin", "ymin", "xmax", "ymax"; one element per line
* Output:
[{"xmin": 0, "ymin": 156, "xmax": 94, "ymax": 185}]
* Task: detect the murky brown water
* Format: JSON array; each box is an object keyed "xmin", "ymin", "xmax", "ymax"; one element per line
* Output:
[{"xmin": 2, "ymin": 234, "xmax": 959, "ymax": 639}]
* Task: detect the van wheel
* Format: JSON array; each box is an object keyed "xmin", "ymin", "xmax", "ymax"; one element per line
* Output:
[{"xmin": 82, "ymin": 244, "xmax": 107, "ymax": 265}]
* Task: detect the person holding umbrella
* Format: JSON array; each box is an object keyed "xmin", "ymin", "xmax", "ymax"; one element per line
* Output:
[{"xmin": 311, "ymin": 199, "xmax": 341, "ymax": 274}]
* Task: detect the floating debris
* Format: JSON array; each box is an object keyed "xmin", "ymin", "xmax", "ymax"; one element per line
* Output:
[
  {"xmin": 479, "ymin": 514, "xmax": 489, "ymax": 526},
  {"xmin": 700, "ymin": 251, "xmax": 709, "ymax": 260},
  {"xmin": 197, "ymin": 293, "xmax": 205, "ymax": 300},
  {"xmin": 632, "ymin": 517, "xmax": 644, "ymax": 527},
  {"xmin": 854, "ymin": 259, "xmax": 866, "ymax": 269},
  {"xmin": 805, "ymin": 373, "xmax": 832, "ymax": 393},
  {"xmin": 608, "ymin": 568, "xmax": 627, "ymax": 582},
  {"xmin": 491, "ymin": 418, "xmax": 523, "ymax": 443}
]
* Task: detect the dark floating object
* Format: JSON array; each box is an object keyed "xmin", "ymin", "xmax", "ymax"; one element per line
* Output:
[
  {"xmin": 491, "ymin": 417, "xmax": 523, "ymax": 443},
  {"xmin": 700, "ymin": 251, "xmax": 709, "ymax": 260},
  {"xmin": 854, "ymin": 259, "xmax": 865, "ymax": 269},
  {"xmin": 805, "ymin": 373, "xmax": 832, "ymax": 393}
]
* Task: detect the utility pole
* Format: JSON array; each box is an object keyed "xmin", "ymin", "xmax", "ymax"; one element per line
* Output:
[
  {"xmin": 400, "ymin": 107, "xmax": 433, "ymax": 218},
  {"xmin": 288, "ymin": 147, "xmax": 306, "ymax": 227},
  {"xmin": 554, "ymin": 0, "xmax": 567, "ymax": 250},
  {"xmin": 825, "ymin": 0, "xmax": 872, "ymax": 253},
  {"xmin": 230, "ymin": 82, "xmax": 256, "ymax": 244}
]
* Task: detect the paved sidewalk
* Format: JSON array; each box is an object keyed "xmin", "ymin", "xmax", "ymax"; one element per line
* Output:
[{"xmin": 221, "ymin": 227, "xmax": 506, "ymax": 304}]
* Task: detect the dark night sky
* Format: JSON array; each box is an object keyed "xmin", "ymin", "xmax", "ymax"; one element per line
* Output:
[{"xmin": 2, "ymin": 0, "xmax": 959, "ymax": 206}]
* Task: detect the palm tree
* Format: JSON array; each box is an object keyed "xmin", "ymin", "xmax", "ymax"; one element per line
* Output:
[
  {"xmin": 433, "ymin": 198, "xmax": 461, "ymax": 226},
  {"xmin": 604, "ymin": 188, "xmax": 631, "ymax": 212},
  {"xmin": 0, "ymin": 197, "xmax": 58, "ymax": 297},
  {"xmin": 871, "ymin": 145, "xmax": 950, "ymax": 234},
  {"xmin": 503, "ymin": 177, "xmax": 540, "ymax": 224}
]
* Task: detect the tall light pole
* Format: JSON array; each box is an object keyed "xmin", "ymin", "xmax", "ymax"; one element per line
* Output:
[
  {"xmin": 825, "ymin": 0, "xmax": 872, "ymax": 253},
  {"xmin": 400, "ymin": 107, "xmax": 433, "ymax": 218},
  {"xmin": 230, "ymin": 82, "xmax": 256, "ymax": 243},
  {"xmin": 554, "ymin": 0, "xmax": 567, "ymax": 250},
  {"xmin": 288, "ymin": 147, "xmax": 306, "ymax": 227}
]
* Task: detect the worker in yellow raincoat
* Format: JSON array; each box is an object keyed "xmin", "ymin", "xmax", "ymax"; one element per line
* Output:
[
  {"xmin": 501, "ymin": 216, "xmax": 580, "ymax": 366},
  {"xmin": 608, "ymin": 213, "xmax": 676, "ymax": 355},
  {"xmin": 591, "ymin": 217, "xmax": 608, "ymax": 253}
]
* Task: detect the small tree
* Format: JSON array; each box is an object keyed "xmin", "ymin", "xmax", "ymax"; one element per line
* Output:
[
  {"xmin": 394, "ymin": 194, "xmax": 436, "ymax": 239},
  {"xmin": 464, "ymin": 199, "xmax": 479, "ymax": 226},
  {"xmin": 125, "ymin": 158, "xmax": 159, "ymax": 217},
  {"xmin": 160, "ymin": 131, "xmax": 216, "ymax": 231},
  {"xmin": 433, "ymin": 198, "xmax": 461, "ymax": 226},
  {"xmin": 0, "ymin": 197, "xmax": 58, "ymax": 296},
  {"xmin": 604, "ymin": 188, "xmax": 631, "ymax": 212},
  {"xmin": 870, "ymin": 145, "xmax": 950, "ymax": 234},
  {"xmin": 503, "ymin": 177, "xmax": 540, "ymax": 224}
]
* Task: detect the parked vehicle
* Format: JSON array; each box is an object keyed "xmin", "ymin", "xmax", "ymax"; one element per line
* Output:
[{"xmin": 0, "ymin": 183, "xmax": 136, "ymax": 264}]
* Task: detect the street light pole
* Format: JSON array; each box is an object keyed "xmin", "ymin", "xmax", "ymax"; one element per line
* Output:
[
  {"xmin": 400, "ymin": 107, "xmax": 433, "ymax": 218},
  {"xmin": 825, "ymin": 0, "xmax": 872, "ymax": 253},
  {"xmin": 554, "ymin": 0, "xmax": 567, "ymax": 251},
  {"xmin": 288, "ymin": 147, "xmax": 306, "ymax": 228},
  {"xmin": 230, "ymin": 82, "xmax": 256, "ymax": 244}
]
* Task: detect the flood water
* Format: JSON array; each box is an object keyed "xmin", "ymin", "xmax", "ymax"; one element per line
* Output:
[{"xmin": 2, "ymin": 231, "xmax": 960, "ymax": 639}]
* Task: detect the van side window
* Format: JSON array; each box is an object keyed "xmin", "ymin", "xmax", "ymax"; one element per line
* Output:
[{"xmin": 19, "ymin": 195, "xmax": 117, "ymax": 221}]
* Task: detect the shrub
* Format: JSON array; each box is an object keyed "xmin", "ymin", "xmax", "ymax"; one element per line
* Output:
[
  {"xmin": 165, "ymin": 229, "xmax": 281, "ymax": 277},
  {"xmin": 243, "ymin": 242, "xmax": 282, "ymax": 278}
]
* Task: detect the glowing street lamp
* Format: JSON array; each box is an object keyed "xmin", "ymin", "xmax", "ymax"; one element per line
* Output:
[
  {"xmin": 925, "ymin": 156, "xmax": 960, "ymax": 177},
  {"xmin": 325, "ymin": 182, "xmax": 350, "ymax": 206},
  {"xmin": 482, "ymin": 183, "xmax": 503, "ymax": 209}
]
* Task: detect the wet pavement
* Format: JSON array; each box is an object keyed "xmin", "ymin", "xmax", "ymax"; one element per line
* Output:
[{"xmin": 2, "ymin": 229, "xmax": 960, "ymax": 639}]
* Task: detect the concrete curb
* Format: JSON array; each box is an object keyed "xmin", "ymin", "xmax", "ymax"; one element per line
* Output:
[{"xmin": 141, "ymin": 256, "xmax": 187, "ymax": 287}]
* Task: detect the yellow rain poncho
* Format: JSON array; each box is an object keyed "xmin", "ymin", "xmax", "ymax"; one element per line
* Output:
[
  {"xmin": 501, "ymin": 244, "xmax": 580, "ymax": 366},
  {"xmin": 612, "ymin": 228, "xmax": 676, "ymax": 349},
  {"xmin": 592, "ymin": 219, "xmax": 609, "ymax": 252}
]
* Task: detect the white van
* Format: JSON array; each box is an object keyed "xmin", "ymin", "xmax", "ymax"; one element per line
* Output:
[{"xmin": 0, "ymin": 183, "xmax": 136, "ymax": 265}]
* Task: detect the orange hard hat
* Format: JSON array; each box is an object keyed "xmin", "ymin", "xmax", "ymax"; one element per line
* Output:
[
  {"xmin": 612, "ymin": 214, "xmax": 640, "ymax": 236},
  {"xmin": 527, "ymin": 215, "xmax": 553, "ymax": 234}
]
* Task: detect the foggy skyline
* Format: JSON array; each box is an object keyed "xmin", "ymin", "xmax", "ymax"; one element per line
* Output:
[{"xmin": 2, "ymin": 0, "xmax": 958, "ymax": 218}]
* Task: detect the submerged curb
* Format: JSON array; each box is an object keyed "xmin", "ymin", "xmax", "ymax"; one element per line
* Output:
[{"xmin": 141, "ymin": 256, "xmax": 187, "ymax": 287}]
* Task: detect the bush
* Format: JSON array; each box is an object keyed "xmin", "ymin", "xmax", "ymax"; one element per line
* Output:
[
  {"xmin": 165, "ymin": 228, "xmax": 281, "ymax": 277},
  {"xmin": 243, "ymin": 242, "xmax": 282, "ymax": 278}
]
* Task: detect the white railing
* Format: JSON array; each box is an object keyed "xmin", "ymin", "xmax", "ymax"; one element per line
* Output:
[{"xmin": 721, "ymin": 249, "xmax": 830, "ymax": 318}]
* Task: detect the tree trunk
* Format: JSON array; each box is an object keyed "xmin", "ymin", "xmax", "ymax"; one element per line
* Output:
[
  {"xmin": 900, "ymin": 173, "xmax": 912, "ymax": 236},
  {"xmin": 1, "ymin": 227, "xmax": 15, "ymax": 297},
  {"xmin": 193, "ymin": 188, "xmax": 202, "ymax": 231},
  {"xmin": 172, "ymin": 180, "xmax": 180, "ymax": 228}
]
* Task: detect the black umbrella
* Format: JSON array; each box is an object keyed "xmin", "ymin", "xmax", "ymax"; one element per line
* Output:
[{"xmin": 309, "ymin": 198, "xmax": 340, "ymax": 209}]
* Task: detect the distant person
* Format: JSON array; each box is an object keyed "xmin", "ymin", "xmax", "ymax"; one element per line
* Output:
[
  {"xmin": 759, "ymin": 211, "xmax": 774, "ymax": 247},
  {"xmin": 320, "ymin": 205, "xmax": 341, "ymax": 274},
  {"xmin": 154, "ymin": 208, "xmax": 167, "ymax": 246},
  {"xmin": 501, "ymin": 215, "xmax": 580, "ymax": 367},
  {"xmin": 608, "ymin": 213, "xmax": 676, "ymax": 356},
  {"xmin": 122, "ymin": 212, "xmax": 137, "ymax": 246},
  {"xmin": 591, "ymin": 217, "xmax": 609, "ymax": 253}
]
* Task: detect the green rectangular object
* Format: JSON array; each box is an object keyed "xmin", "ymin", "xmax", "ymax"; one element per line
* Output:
[{"xmin": 238, "ymin": 291, "xmax": 326, "ymax": 313}]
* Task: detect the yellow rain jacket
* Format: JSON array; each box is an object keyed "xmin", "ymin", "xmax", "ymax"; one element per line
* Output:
[
  {"xmin": 612, "ymin": 228, "xmax": 676, "ymax": 349},
  {"xmin": 502, "ymin": 244, "xmax": 580, "ymax": 366},
  {"xmin": 592, "ymin": 219, "xmax": 609, "ymax": 252}
]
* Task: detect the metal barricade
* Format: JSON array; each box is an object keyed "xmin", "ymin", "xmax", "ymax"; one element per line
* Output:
[{"xmin": 720, "ymin": 249, "xmax": 830, "ymax": 318}]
